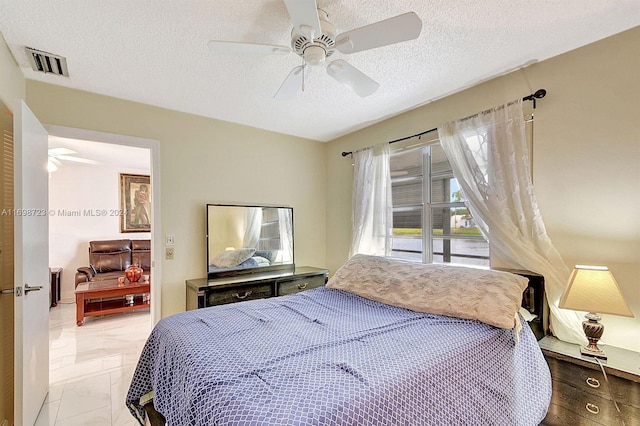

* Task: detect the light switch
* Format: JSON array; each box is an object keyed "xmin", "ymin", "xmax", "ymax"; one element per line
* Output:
[{"xmin": 166, "ymin": 234, "xmax": 175, "ymax": 245}]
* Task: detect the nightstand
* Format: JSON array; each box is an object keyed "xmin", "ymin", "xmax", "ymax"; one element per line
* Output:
[{"xmin": 539, "ymin": 336, "xmax": 640, "ymax": 425}]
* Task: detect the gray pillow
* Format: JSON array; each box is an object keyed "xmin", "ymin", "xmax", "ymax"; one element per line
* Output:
[{"xmin": 211, "ymin": 248, "xmax": 256, "ymax": 268}]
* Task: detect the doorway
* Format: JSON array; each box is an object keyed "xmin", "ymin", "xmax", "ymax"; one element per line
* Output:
[
  {"xmin": 45, "ymin": 125, "xmax": 162, "ymax": 325},
  {"xmin": 0, "ymin": 115, "xmax": 161, "ymax": 425},
  {"xmin": 48, "ymin": 136, "xmax": 150, "ymax": 304},
  {"xmin": 42, "ymin": 125, "xmax": 161, "ymax": 424}
]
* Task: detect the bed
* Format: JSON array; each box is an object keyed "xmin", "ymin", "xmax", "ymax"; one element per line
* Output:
[{"xmin": 127, "ymin": 255, "xmax": 551, "ymax": 425}]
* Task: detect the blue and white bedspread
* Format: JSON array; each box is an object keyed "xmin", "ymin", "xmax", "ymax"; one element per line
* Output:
[{"xmin": 127, "ymin": 286, "xmax": 551, "ymax": 425}]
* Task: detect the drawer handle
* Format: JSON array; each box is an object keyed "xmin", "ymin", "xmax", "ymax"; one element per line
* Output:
[
  {"xmin": 296, "ymin": 282, "xmax": 308, "ymax": 290},
  {"xmin": 585, "ymin": 403, "xmax": 600, "ymax": 415},
  {"xmin": 232, "ymin": 291, "xmax": 252, "ymax": 300},
  {"xmin": 585, "ymin": 377, "xmax": 600, "ymax": 388}
]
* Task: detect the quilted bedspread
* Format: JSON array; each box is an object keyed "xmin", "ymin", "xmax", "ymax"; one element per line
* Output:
[{"xmin": 127, "ymin": 286, "xmax": 551, "ymax": 425}]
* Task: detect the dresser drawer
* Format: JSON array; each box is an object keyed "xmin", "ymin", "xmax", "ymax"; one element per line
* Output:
[
  {"xmin": 546, "ymin": 378, "xmax": 639, "ymax": 425},
  {"xmin": 277, "ymin": 274, "xmax": 325, "ymax": 296},
  {"xmin": 206, "ymin": 283, "xmax": 272, "ymax": 306},
  {"xmin": 543, "ymin": 402, "xmax": 602, "ymax": 426},
  {"xmin": 545, "ymin": 356, "xmax": 640, "ymax": 407},
  {"xmin": 543, "ymin": 355, "xmax": 640, "ymax": 426}
]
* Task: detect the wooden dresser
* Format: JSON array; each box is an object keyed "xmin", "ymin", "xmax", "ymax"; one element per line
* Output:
[
  {"xmin": 539, "ymin": 336, "xmax": 640, "ymax": 425},
  {"xmin": 186, "ymin": 266, "xmax": 328, "ymax": 310}
]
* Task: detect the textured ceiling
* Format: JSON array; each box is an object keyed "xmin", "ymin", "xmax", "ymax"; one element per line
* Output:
[
  {"xmin": 1, "ymin": 1, "xmax": 638, "ymax": 142},
  {"xmin": 48, "ymin": 135, "xmax": 150, "ymax": 170}
]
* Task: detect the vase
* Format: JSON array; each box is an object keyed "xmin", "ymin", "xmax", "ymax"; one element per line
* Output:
[{"xmin": 125, "ymin": 264, "xmax": 143, "ymax": 283}]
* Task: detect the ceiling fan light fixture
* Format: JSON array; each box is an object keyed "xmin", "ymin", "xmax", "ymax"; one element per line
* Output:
[{"xmin": 303, "ymin": 45, "xmax": 326, "ymax": 66}]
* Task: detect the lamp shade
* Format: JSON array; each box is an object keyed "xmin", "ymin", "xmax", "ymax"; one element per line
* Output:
[{"xmin": 559, "ymin": 265, "xmax": 634, "ymax": 317}]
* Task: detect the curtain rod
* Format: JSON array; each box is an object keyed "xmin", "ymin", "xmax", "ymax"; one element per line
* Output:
[{"xmin": 341, "ymin": 89, "xmax": 547, "ymax": 157}]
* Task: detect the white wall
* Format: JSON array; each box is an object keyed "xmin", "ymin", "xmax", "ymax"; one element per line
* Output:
[{"xmin": 49, "ymin": 160, "xmax": 150, "ymax": 301}]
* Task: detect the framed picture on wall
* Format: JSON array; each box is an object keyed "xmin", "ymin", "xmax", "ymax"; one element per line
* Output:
[{"xmin": 120, "ymin": 173, "xmax": 151, "ymax": 233}]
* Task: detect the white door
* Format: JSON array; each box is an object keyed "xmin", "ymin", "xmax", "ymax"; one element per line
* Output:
[{"xmin": 14, "ymin": 100, "xmax": 49, "ymax": 426}]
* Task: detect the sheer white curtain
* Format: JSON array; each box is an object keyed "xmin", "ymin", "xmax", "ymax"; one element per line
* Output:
[
  {"xmin": 350, "ymin": 143, "xmax": 393, "ymax": 257},
  {"xmin": 278, "ymin": 208, "xmax": 294, "ymax": 263},
  {"xmin": 439, "ymin": 100, "xmax": 584, "ymax": 344},
  {"xmin": 242, "ymin": 207, "xmax": 262, "ymax": 249}
]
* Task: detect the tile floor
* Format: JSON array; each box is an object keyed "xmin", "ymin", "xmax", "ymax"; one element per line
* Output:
[{"xmin": 35, "ymin": 301, "xmax": 151, "ymax": 426}]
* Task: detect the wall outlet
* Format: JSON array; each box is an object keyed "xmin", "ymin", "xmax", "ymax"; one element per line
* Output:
[
  {"xmin": 166, "ymin": 234, "xmax": 175, "ymax": 245},
  {"xmin": 165, "ymin": 247, "xmax": 175, "ymax": 260}
]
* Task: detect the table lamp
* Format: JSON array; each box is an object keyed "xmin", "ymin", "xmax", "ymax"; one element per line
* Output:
[{"xmin": 559, "ymin": 265, "xmax": 634, "ymax": 359}]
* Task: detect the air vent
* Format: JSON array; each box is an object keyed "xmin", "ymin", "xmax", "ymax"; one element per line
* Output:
[{"xmin": 25, "ymin": 47, "xmax": 69, "ymax": 77}]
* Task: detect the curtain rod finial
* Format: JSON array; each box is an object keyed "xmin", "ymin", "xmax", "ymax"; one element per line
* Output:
[
  {"xmin": 533, "ymin": 89, "xmax": 546, "ymax": 99},
  {"xmin": 525, "ymin": 89, "xmax": 546, "ymax": 109}
]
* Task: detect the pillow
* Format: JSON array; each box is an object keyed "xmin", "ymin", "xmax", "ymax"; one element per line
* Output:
[
  {"xmin": 326, "ymin": 254, "xmax": 529, "ymax": 329},
  {"xmin": 211, "ymin": 248, "xmax": 256, "ymax": 268},
  {"xmin": 252, "ymin": 256, "xmax": 271, "ymax": 266},
  {"xmin": 236, "ymin": 257, "xmax": 258, "ymax": 268},
  {"xmin": 254, "ymin": 250, "xmax": 276, "ymax": 263}
]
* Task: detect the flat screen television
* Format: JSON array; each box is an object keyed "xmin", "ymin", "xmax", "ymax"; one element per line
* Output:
[{"xmin": 206, "ymin": 203, "xmax": 294, "ymax": 279}]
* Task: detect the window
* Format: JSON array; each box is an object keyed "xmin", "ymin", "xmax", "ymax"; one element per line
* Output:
[{"xmin": 390, "ymin": 142, "xmax": 489, "ymax": 267}]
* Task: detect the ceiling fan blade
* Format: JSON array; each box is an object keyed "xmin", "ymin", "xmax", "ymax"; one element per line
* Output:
[
  {"xmin": 56, "ymin": 155, "xmax": 101, "ymax": 165},
  {"xmin": 208, "ymin": 40, "xmax": 291, "ymax": 55},
  {"xmin": 274, "ymin": 66, "xmax": 309, "ymax": 100},
  {"xmin": 326, "ymin": 60, "xmax": 379, "ymax": 97},
  {"xmin": 48, "ymin": 147, "xmax": 76, "ymax": 156},
  {"xmin": 283, "ymin": 0, "xmax": 321, "ymax": 39},
  {"xmin": 49, "ymin": 157, "xmax": 63, "ymax": 167},
  {"xmin": 335, "ymin": 12, "xmax": 422, "ymax": 54}
]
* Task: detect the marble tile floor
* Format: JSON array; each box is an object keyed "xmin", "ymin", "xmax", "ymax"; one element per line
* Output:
[{"xmin": 35, "ymin": 301, "xmax": 152, "ymax": 426}]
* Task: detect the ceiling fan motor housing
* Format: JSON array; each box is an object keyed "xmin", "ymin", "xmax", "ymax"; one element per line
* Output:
[{"xmin": 291, "ymin": 9, "xmax": 336, "ymax": 66}]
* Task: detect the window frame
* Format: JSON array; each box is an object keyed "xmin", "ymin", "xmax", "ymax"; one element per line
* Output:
[{"xmin": 390, "ymin": 141, "xmax": 489, "ymax": 266}]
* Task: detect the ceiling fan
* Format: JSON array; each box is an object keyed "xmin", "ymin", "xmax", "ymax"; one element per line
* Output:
[
  {"xmin": 207, "ymin": 0, "xmax": 422, "ymax": 99},
  {"xmin": 48, "ymin": 147, "xmax": 100, "ymax": 172}
]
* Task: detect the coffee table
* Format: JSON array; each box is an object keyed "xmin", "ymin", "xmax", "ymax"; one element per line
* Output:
[{"xmin": 75, "ymin": 278, "xmax": 150, "ymax": 326}]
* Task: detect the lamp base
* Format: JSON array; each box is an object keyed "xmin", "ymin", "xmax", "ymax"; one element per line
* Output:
[
  {"xmin": 580, "ymin": 344, "xmax": 607, "ymax": 360},
  {"xmin": 581, "ymin": 312, "xmax": 607, "ymax": 360}
]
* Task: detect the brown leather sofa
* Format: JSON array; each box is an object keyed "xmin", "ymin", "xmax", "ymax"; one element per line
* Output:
[{"xmin": 75, "ymin": 239, "xmax": 151, "ymax": 286}]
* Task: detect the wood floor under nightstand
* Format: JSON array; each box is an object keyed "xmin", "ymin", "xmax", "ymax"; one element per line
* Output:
[{"xmin": 539, "ymin": 336, "xmax": 640, "ymax": 426}]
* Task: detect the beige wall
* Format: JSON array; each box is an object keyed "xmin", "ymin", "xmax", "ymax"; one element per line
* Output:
[
  {"xmin": 326, "ymin": 27, "xmax": 640, "ymax": 352},
  {"xmin": 24, "ymin": 81, "xmax": 327, "ymax": 317}
]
